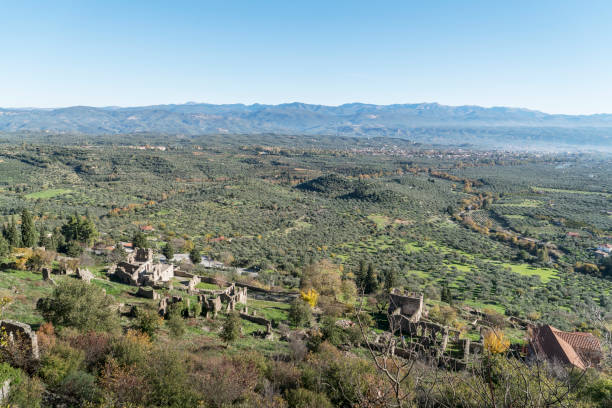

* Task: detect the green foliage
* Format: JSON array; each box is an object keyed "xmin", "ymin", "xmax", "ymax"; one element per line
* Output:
[
  {"xmin": 162, "ymin": 241, "xmax": 175, "ymax": 260},
  {"xmin": 20, "ymin": 208, "xmax": 36, "ymax": 248},
  {"xmin": 37, "ymin": 279, "xmax": 120, "ymax": 333},
  {"xmin": 0, "ymin": 235, "xmax": 8, "ymax": 257},
  {"xmin": 166, "ymin": 314, "xmax": 186, "ymax": 338},
  {"xmin": 59, "ymin": 370, "xmax": 100, "ymax": 402},
  {"xmin": 288, "ymin": 298, "xmax": 312, "ymax": 327},
  {"xmin": 7, "ymin": 375, "xmax": 44, "ymax": 408},
  {"xmin": 220, "ymin": 311, "xmax": 241, "ymax": 344},
  {"xmin": 286, "ymin": 387, "xmax": 333, "ymax": 408},
  {"xmin": 189, "ymin": 247, "xmax": 202, "ymax": 264},
  {"xmin": 61, "ymin": 213, "xmax": 98, "ymax": 245},
  {"xmin": 2, "ymin": 217, "xmax": 20, "ymax": 248},
  {"xmin": 62, "ymin": 240, "xmax": 83, "ymax": 257},
  {"xmin": 109, "ymin": 244, "xmax": 127, "ymax": 263},
  {"xmin": 0, "ymin": 361, "xmax": 22, "ymax": 384},
  {"xmin": 132, "ymin": 231, "xmax": 148, "ymax": 249},
  {"xmin": 134, "ymin": 307, "xmax": 162, "ymax": 338},
  {"xmin": 39, "ymin": 342, "xmax": 85, "ymax": 388}
]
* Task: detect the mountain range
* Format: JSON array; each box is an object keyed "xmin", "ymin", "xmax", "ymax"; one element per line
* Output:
[{"xmin": 1, "ymin": 102, "xmax": 612, "ymax": 148}]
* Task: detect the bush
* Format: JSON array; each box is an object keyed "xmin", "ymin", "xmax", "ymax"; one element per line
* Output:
[
  {"xmin": 59, "ymin": 370, "xmax": 100, "ymax": 402},
  {"xmin": 134, "ymin": 307, "xmax": 162, "ymax": 338},
  {"xmin": 288, "ymin": 299, "xmax": 312, "ymax": 327},
  {"xmin": 220, "ymin": 312, "xmax": 241, "ymax": 345},
  {"xmin": 38, "ymin": 342, "xmax": 85, "ymax": 388},
  {"xmin": 8, "ymin": 375, "xmax": 44, "ymax": 408},
  {"xmin": 141, "ymin": 347, "xmax": 200, "ymax": 407},
  {"xmin": 68, "ymin": 331, "xmax": 111, "ymax": 370},
  {"xmin": 108, "ymin": 330, "xmax": 151, "ymax": 367},
  {"xmin": 0, "ymin": 361, "xmax": 22, "ymax": 385},
  {"xmin": 166, "ymin": 314, "xmax": 186, "ymax": 338},
  {"xmin": 37, "ymin": 280, "xmax": 120, "ymax": 333},
  {"xmin": 286, "ymin": 388, "xmax": 333, "ymax": 408}
]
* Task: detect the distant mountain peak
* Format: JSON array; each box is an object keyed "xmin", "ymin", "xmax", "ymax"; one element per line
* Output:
[{"xmin": 0, "ymin": 102, "xmax": 611, "ymax": 148}]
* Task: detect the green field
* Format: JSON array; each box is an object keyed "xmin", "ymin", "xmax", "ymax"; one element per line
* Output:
[
  {"xmin": 498, "ymin": 262, "xmax": 558, "ymax": 283},
  {"xmin": 25, "ymin": 188, "xmax": 73, "ymax": 199}
]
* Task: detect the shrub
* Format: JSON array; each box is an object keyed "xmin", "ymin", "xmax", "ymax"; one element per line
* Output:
[
  {"xmin": 8, "ymin": 375, "xmax": 44, "ymax": 408},
  {"xmin": 0, "ymin": 361, "xmax": 22, "ymax": 385},
  {"xmin": 68, "ymin": 331, "xmax": 111, "ymax": 370},
  {"xmin": 134, "ymin": 307, "xmax": 162, "ymax": 338},
  {"xmin": 141, "ymin": 347, "xmax": 200, "ymax": 407},
  {"xmin": 108, "ymin": 330, "xmax": 151, "ymax": 367},
  {"xmin": 100, "ymin": 358, "xmax": 150, "ymax": 406},
  {"xmin": 37, "ymin": 280, "xmax": 120, "ymax": 333},
  {"xmin": 36, "ymin": 322, "xmax": 57, "ymax": 355},
  {"xmin": 286, "ymin": 388, "xmax": 333, "ymax": 408},
  {"xmin": 38, "ymin": 342, "xmax": 85, "ymax": 388},
  {"xmin": 288, "ymin": 299, "xmax": 312, "ymax": 327},
  {"xmin": 166, "ymin": 314, "xmax": 186, "ymax": 338},
  {"xmin": 220, "ymin": 312, "xmax": 241, "ymax": 345},
  {"xmin": 59, "ymin": 370, "xmax": 100, "ymax": 402},
  {"xmin": 194, "ymin": 354, "xmax": 262, "ymax": 407}
]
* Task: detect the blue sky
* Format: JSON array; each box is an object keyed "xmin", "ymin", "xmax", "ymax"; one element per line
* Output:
[{"xmin": 1, "ymin": 0, "xmax": 611, "ymax": 114}]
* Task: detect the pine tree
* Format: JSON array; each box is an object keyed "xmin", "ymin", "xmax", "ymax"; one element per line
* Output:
[{"xmin": 21, "ymin": 209, "xmax": 36, "ymax": 248}]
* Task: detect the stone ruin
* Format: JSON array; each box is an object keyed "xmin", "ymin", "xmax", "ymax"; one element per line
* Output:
[
  {"xmin": 198, "ymin": 294, "xmax": 223, "ymax": 318},
  {"xmin": 158, "ymin": 295, "xmax": 185, "ymax": 317},
  {"xmin": 388, "ymin": 290, "xmax": 424, "ymax": 323},
  {"xmin": 0, "ymin": 320, "xmax": 39, "ymax": 362},
  {"xmin": 112, "ymin": 247, "xmax": 174, "ymax": 286},
  {"xmin": 220, "ymin": 283, "xmax": 248, "ymax": 312},
  {"xmin": 385, "ymin": 290, "xmax": 483, "ymax": 368},
  {"xmin": 240, "ymin": 310, "xmax": 273, "ymax": 339},
  {"xmin": 136, "ymin": 286, "xmax": 161, "ymax": 300},
  {"xmin": 76, "ymin": 267, "xmax": 94, "ymax": 283}
]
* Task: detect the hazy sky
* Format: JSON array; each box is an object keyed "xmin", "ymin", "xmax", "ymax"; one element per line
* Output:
[{"xmin": 1, "ymin": 1, "xmax": 611, "ymax": 114}]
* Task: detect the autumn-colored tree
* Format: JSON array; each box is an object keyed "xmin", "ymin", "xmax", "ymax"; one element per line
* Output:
[
  {"xmin": 300, "ymin": 288, "xmax": 319, "ymax": 308},
  {"xmin": 484, "ymin": 330, "xmax": 510, "ymax": 354}
]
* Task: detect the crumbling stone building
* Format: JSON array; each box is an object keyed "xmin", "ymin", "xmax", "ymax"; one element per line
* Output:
[
  {"xmin": 388, "ymin": 289, "xmax": 424, "ymax": 324},
  {"xmin": 113, "ymin": 247, "xmax": 174, "ymax": 286}
]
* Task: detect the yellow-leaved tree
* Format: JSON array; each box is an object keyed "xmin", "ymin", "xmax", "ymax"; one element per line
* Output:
[
  {"xmin": 300, "ymin": 288, "xmax": 319, "ymax": 308},
  {"xmin": 484, "ymin": 329, "xmax": 510, "ymax": 354}
]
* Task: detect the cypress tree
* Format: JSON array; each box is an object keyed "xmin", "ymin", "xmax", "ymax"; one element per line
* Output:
[
  {"xmin": 0, "ymin": 235, "xmax": 8, "ymax": 257},
  {"xmin": 364, "ymin": 263, "xmax": 378, "ymax": 294},
  {"xmin": 384, "ymin": 269, "xmax": 397, "ymax": 291},
  {"xmin": 6, "ymin": 217, "xmax": 20, "ymax": 248},
  {"xmin": 21, "ymin": 209, "xmax": 36, "ymax": 248}
]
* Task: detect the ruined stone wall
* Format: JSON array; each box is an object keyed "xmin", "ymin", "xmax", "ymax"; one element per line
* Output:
[
  {"xmin": 0, "ymin": 320, "xmax": 39, "ymax": 360},
  {"xmin": 388, "ymin": 291, "xmax": 423, "ymax": 323}
]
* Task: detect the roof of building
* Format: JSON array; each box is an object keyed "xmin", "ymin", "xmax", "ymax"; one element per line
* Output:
[{"xmin": 530, "ymin": 325, "xmax": 601, "ymax": 370}]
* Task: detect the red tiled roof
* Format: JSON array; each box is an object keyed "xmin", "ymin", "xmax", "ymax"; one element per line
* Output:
[
  {"xmin": 530, "ymin": 325, "xmax": 602, "ymax": 370},
  {"xmin": 554, "ymin": 331, "xmax": 601, "ymax": 352}
]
